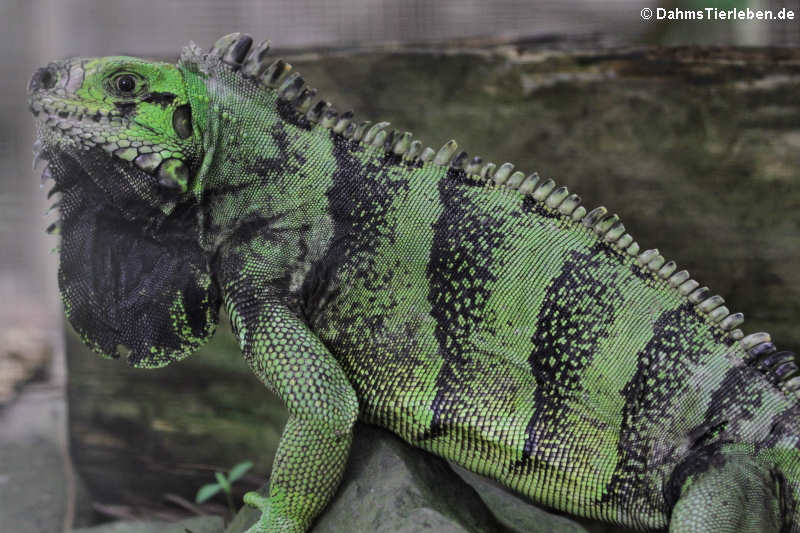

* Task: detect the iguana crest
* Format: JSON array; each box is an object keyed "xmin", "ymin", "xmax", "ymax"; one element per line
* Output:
[{"xmin": 28, "ymin": 32, "xmax": 798, "ymax": 387}]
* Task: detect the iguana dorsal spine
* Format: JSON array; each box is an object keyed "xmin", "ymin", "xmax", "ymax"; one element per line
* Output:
[{"xmin": 199, "ymin": 32, "xmax": 785, "ymax": 378}]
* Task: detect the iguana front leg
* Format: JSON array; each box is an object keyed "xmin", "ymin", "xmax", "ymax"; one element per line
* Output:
[
  {"xmin": 226, "ymin": 295, "xmax": 359, "ymax": 533},
  {"xmin": 669, "ymin": 454, "xmax": 784, "ymax": 533}
]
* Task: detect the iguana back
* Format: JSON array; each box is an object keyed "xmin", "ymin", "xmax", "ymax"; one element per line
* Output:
[
  {"xmin": 290, "ymin": 101, "xmax": 800, "ymax": 531},
  {"xmin": 28, "ymin": 33, "xmax": 800, "ymax": 532}
]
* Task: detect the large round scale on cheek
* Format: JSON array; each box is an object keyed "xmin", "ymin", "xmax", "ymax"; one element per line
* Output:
[
  {"xmin": 172, "ymin": 104, "xmax": 193, "ymax": 139},
  {"xmin": 134, "ymin": 152, "xmax": 162, "ymax": 173},
  {"xmin": 157, "ymin": 158, "xmax": 189, "ymax": 191}
]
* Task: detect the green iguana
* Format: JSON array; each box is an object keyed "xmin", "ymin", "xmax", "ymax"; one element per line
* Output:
[{"xmin": 27, "ymin": 33, "xmax": 800, "ymax": 533}]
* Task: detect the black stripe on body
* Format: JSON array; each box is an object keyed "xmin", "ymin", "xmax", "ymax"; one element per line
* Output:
[
  {"xmin": 446, "ymin": 167, "xmax": 483, "ymax": 187},
  {"xmin": 303, "ymin": 135, "xmax": 410, "ymax": 321},
  {"xmin": 302, "ymin": 134, "xmax": 425, "ymax": 432},
  {"xmin": 521, "ymin": 195, "xmax": 560, "ymax": 219},
  {"xmin": 276, "ymin": 100, "xmax": 313, "ymax": 130},
  {"xmin": 421, "ymin": 177, "xmax": 509, "ymax": 441},
  {"xmin": 601, "ymin": 303, "xmax": 712, "ymax": 519},
  {"xmin": 688, "ymin": 365, "xmax": 767, "ymax": 453},
  {"xmin": 207, "ymin": 121, "xmax": 317, "ymax": 308},
  {"xmin": 204, "ymin": 122, "xmax": 302, "ymax": 239},
  {"xmin": 515, "ymin": 243, "xmax": 624, "ymax": 473}
]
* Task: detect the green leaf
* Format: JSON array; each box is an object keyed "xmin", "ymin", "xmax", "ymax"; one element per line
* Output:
[
  {"xmin": 228, "ymin": 461, "xmax": 254, "ymax": 483},
  {"xmin": 195, "ymin": 482, "xmax": 222, "ymax": 503},
  {"xmin": 215, "ymin": 471, "xmax": 232, "ymax": 494}
]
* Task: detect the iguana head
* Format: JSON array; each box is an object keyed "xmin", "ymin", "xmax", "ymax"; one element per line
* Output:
[
  {"xmin": 28, "ymin": 33, "xmax": 346, "ymax": 367},
  {"xmin": 29, "ymin": 56, "xmax": 198, "ymax": 205},
  {"xmin": 28, "ymin": 54, "xmax": 219, "ymax": 368}
]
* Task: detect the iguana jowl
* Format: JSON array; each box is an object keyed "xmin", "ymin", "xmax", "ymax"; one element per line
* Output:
[{"xmin": 27, "ymin": 33, "xmax": 800, "ymax": 532}]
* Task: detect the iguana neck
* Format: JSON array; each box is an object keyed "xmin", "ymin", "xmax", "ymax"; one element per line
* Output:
[{"xmin": 192, "ymin": 94, "xmax": 344, "ymax": 291}]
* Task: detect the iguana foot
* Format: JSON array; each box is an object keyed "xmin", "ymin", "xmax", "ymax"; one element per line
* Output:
[{"xmin": 243, "ymin": 491, "xmax": 305, "ymax": 533}]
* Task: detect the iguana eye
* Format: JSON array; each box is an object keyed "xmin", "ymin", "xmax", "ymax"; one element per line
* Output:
[
  {"xmin": 116, "ymin": 74, "xmax": 136, "ymax": 92},
  {"xmin": 108, "ymin": 72, "xmax": 145, "ymax": 96}
]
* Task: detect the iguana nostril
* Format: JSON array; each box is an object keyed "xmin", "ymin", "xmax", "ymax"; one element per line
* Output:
[{"xmin": 29, "ymin": 66, "xmax": 57, "ymax": 92}]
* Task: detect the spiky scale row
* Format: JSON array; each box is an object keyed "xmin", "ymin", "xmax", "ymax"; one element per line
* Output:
[
  {"xmin": 480, "ymin": 162, "xmax": 497, "ymax": 180},
  {"xmin": 405, "ymin": 140, "xmax": 423, "ymax": 161},
  {"xmin": 295, "ymin": 88, "xmax": 317, "ymax": 113},
  {"xmin": 240, "ymin": 40, "xmax": 272, "ymax": 78},
  {"xmin": 493, "ymin": 162, "xmax": 514, "ymax": 184},
  {"xmin": 321, "ymin": 107, "xmax": 340, "ymax": 129},
  {"xmin": 372, "ymin": 129, "xmax": 388, "ymax": 147},
  {"xmin": 332, "ymin": 111, "xmax": 353, "ymax": 134},
  {"xmin": 733, "ymin": 333, "xmax": 800, "ymax": 394},
  {"xmin": 278, "ymin": 72, "xmax": 305, "ymax": 101},
  {"xmin": 604, "ymin": 220, "xmax": 626, "ymax": 243},
  {"xmin": 507, "ymin": 171, "xmax": 526, "ymax": 188},
  {"xmin": 558, "ymin": 194, "xmax": 581, "ymax": 216},
  {"xmin": 419, "ymin": 134, "xmax": 755, "ymax": 346},
  {"xmin": 450, "ymin": 150, "xmax": 469, "ymax": 169},
  {"xmin": 720, "ymin": 312, "xmax": 744, "ymax": 330},
  {"xmin": 583, "ymin": 206, "xmax": 608, "ymax": 228},
  {"xmin": 433, "ymin": 140, "xmax": 459, "ymax": 166},
  {"xmin": 209, "ymin": 33, "xmax": 242, "ymax": 59},
  {"xmin": 532, "ymin": 179, "xmax": 556, "ymax": 201},
  {"xmin": 465, "ymin": 156, "xmax": 482, "ymax": 175},
  {"xmin": 364, "ymin": 122, "xmax": 389, "ymax": 144},
  {"xmin": 223, "ymin": 34, "xmax": 254, "ymax": 66},
  {"xmin": 736, "ymin": 332, "xmax": 800, "ymax": 392},
  {"xmin": 545, "ymin": 186, "xmax": 569, "ymax": 209}
]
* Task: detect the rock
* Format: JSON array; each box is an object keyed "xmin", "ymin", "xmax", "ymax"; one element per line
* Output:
[
  {"xmin": 0, "ymin": 327, "xmax": 52, "ymax": 405},
  {"xmin": 73, "ymin": 515, "xmax": 224, "ymax": 533},
  {"xmin": 227, "ymin": 424, "xmax": 599, "ymax": 533}
]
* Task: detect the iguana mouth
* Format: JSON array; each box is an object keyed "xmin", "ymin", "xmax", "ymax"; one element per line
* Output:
[
  {"xmin": 30, "ymin": 96, "xmax": 188, "ymax": 190},
  {"xmin": 30, "ymin": 95, "xmax": 130, "ymax": 153}
]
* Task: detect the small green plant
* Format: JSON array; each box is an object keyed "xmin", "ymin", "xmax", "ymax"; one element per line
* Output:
[{"xmin": 195, "ymin": 460, "xmax": 254, "ymax": 515}]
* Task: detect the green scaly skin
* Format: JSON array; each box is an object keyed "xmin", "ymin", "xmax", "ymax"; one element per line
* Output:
[{"xmin": 28, "ymin": 33, "xmax": 800, "ymax": 532}]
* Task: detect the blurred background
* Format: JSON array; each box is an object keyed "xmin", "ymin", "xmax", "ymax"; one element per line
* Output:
[{"xmin": 2, "ymin": 0, "xmax": 800, "ymax": 532}]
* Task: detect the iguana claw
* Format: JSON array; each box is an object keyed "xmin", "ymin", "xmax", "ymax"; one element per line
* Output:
[
  {"xmin": 242, "ymin": 491, "xmax": 271, "ymax": 533},
  {"xmin": 243, "ymin": 491, "xmax": 271, "ymax": 511},
  {"xmin": 243, "ymin": 491, "xmax": 270, "ymax": 533}
]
